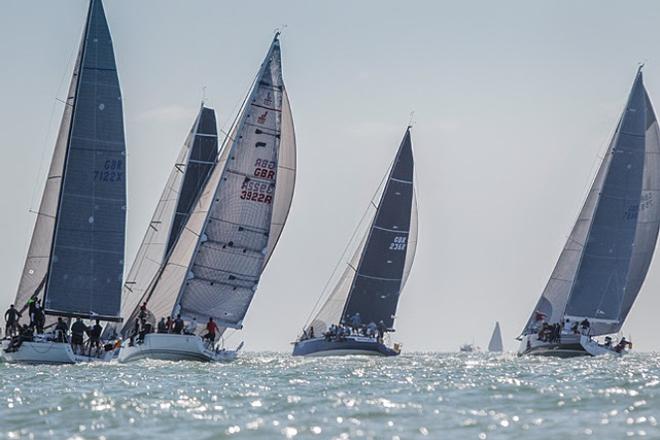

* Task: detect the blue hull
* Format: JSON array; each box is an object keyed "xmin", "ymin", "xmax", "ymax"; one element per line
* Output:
[{"xmin": 292, "ymin": 337, "xmax": 400, "ymax": 357}]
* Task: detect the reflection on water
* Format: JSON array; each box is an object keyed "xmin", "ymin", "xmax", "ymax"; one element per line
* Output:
[{"xmin": 1, "ymin": 352, "xmax": 659, "ymax": 439}]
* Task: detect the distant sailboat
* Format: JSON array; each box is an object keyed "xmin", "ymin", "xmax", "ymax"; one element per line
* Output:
[
  {"xmin": 293, "ymin": 127, "xmax": 417, "ymax": 357},
  {"xmin": 488, "ymin": 322, "xmax": 503, "ymax": 352},
  {"xmin": 119, "ymin": 34, "xmax": 296, "ymax": 362},
  {"xmin": 2, "ymin": 0, "xmax": 126, "ymax": 364},
  {"xmin": 519, "ymin": 67, "xmax": 660, "ymax": 357}
]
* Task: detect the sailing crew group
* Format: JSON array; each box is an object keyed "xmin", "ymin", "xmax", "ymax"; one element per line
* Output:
[{"xmin": 127, "ymin": 303, "xmax": 220, "ymax": 348}]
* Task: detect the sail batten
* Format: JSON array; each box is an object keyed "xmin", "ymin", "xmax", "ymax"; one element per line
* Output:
[{"xmin": 523, "ymin": 69, "xmax": 660, "ymax": 336}]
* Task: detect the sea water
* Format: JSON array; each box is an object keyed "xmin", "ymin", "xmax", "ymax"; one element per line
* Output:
[{"xmin": 1, "ymin": 352, "xmax": 659, "ymax": 439}]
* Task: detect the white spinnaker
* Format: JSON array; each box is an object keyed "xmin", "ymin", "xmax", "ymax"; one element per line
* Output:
[
  {"xmin": 145, "ymin": 37, "xmax": 294, "ymax": 332},
  {"xmin": 14, "ymin": 40, "xmax": 83, "ymax": 314}
]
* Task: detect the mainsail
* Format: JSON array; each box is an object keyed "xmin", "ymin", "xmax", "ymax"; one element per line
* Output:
[
  {"xmin": 118, "ymin": 106, "xmax": 218, "ymax": 336},
  {"xmin": 488, "ymin": 322, "xmax": 503, "ymax": 352},
  {"xmin": 139, "ymin": 34, "xmax": 296, "ymax": 333},
  {"xmin": 309, "ymin": 128, "xmax": 417, "ymax": 334},
  {"xmin": 523, "ymin": 68, "xmax": 660, "ymax": 336},
  {"xmin": 15, "ymin": 0, "xmax": 126, "ymax": 322}
]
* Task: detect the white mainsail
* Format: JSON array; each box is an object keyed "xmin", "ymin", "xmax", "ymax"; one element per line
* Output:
[
  {"xmin": 488, "ymin": 322, "xmax": 503, "ymax": 352},
  {"xmin": 144, "ymin": 34, "xmax": 296, "ymax": 333}
]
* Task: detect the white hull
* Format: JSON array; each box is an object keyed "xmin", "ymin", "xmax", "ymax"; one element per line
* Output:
[
  {"xmin": 518, "ymin": 333, "xmax": 624, "ymax": 358},
  {"xmin": 1, "ymin": 339, "xmax": 117, "ymax": 364},
  {"xmin": 118, "ymin": 333, "xmax": 239, "ymax": 363}
]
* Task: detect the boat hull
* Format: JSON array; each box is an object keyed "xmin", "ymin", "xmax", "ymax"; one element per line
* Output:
[
  {"xmin": 118, "ymin": 333, "xmax": 238, "ymax": 363},
  {"xmin": 292, "ymin": 336, "xmax": 400, "ymax": 357},
  {"xmin": 1, "ymin": 339, "xmax": 116, "ymax": 364},
  {"xmin": 517, "ymin": 334, "xmax": 623, "ymax": 358}
]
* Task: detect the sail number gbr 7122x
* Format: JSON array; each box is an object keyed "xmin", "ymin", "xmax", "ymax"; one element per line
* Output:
[
  {"xmin": 94, "ymin": 159, "xmax": 123, "ymax": 182},
  {"xmin": 240, "ymin": 158, "xmax": 275, "ymax": 204}
]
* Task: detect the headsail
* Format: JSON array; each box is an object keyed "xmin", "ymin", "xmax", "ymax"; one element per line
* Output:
[
  {"xmin": 143, "ymin": 35, "xmax": 296, "ymax": 331},
  {"xmin": 309, "ymin": 128, "xmax": 417, "ymax": 333},
  {"xmin": 118, "ymin": 106, "xmax": 217, "ymax": 336},
  {"xmin": 15, "ymin": 0, "xmax": 126, "ymax": 322},
  {"xmin": 488, "ymin": 322, "xmax": 503, "ymax": 352},
  {"xmin": 523, "ymin": 68, "xmax": 660, "ymax": 336}
]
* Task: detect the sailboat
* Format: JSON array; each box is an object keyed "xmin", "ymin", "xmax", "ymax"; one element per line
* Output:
[
  {"xmin": 102, "ymin": 104, "xmax": 218, "ymax": 344},
  {"xmin": 292, "ymin": 127, "xmax": 417, "ymax": 357},
  {"xmin": 2, "ymin": 0, "xmax": 126, "ymax": 364},
  {"xmin": 118, "ymin": 34, "xmax": 296, "ymax": 362},
  {"xmin": 519, "ymin": 67, "xmax": 660, "ymax": 357},
  {"xmin": 488, "ymin": 322, "xmax": 503, "ymax": 352}
]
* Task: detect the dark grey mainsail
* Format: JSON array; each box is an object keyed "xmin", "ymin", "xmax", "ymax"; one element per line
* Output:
[
  {"xmin": 523, "ymin": 68, "xmax": 660, "ymax": 336},
  {"xmin": 15, "ymin": 0, "xmax": 126, "ymax": 322},
  {"xmin": 166, "ymin": 107, "xmax": 218, "ymax": 255},
  {"xmin": 341, "ymin": 129, "xmax": 415, "ymax": 328},
  {"xmin": 307, "ymin": 128, "xmax": 417, "ymax": 336},
  {"xmin": 118, "ymin": 106, "xmax": 218, "ymax": 337}
]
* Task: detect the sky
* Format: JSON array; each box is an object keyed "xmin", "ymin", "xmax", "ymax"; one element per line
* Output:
[{"xmin": 2, "ymin": 0, "xmax": 660, "ymax": 352}]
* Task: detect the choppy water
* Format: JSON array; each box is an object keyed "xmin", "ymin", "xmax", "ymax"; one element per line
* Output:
[{"xmin": 1, "ymin": 352, "xmax": 659, "ymax": 439}]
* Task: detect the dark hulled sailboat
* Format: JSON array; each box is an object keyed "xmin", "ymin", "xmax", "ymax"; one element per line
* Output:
[{"xmin": 293, "ymin": 127, "xmax": 417, "ymax": 357}]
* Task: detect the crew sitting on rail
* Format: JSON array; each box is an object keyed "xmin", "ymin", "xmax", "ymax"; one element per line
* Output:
[{"xmin": 614, "ymin": 337, "xmax": 632, "ymax": 353}]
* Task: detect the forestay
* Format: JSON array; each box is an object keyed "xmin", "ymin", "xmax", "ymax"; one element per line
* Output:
[
  {"xmin": 309, "ymin": 128, "xmax": 417, "ymax": 333},
  {"xmin": 144, "ymin": 35, "xmax": 296, "ymax": 331},
  {"xmin": 523, "ymin": 69, "xmax": 660, "ymax": 336},
  {"xmin": 16, "ymin": 0, "xmax": 126, "ymax": 322},
  {"xmin": 118, "ymin": 106, "xmax": 217, "ymax": 337}
]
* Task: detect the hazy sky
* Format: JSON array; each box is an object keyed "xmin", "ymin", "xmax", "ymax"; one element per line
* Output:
[{"xmin": 2, "ymin": 0, "xmax": 660, "ymax": 352}]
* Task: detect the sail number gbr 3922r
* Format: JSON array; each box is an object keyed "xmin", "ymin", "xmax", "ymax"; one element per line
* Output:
[{"xmin": 240, "ymin": 158, "xmax": 276, "ymax": 204}]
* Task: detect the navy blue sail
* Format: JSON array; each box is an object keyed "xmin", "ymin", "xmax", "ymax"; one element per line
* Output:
[
  {"xmin": 44, "ymin": 0, "xmax": 126, "ymax": 321},
  {"xmin": 341, "ymin": 128, "xmax": 415, "ymax": 328},
  {"xmin": 166, "ymin": 107, "xmax": 218, "ymax": 254}
]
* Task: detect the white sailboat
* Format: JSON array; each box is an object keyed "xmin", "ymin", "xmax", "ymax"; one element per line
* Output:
[
  {"xmin": 118, "ymin": 34, "xmax": 296, "ymax": 362},
  {"xmin": 2, "ymin": 0, "xmax": 126, "ymax": 364},
  {"xmin": 293, "ymin": 127, "xmax": 417, "ymax": 357},
  {"xmin": 488, "ymin": 322, "xmax": 503, "ymax": 352},
  {"xmin": 519, "ymin": 67, "xmax": 660, "ymax": 357}
]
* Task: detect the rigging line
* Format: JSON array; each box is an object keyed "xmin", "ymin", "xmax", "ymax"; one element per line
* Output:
[{"xmin": 302, "ymin": 153, "xmax": 397, "ymax": 328}]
